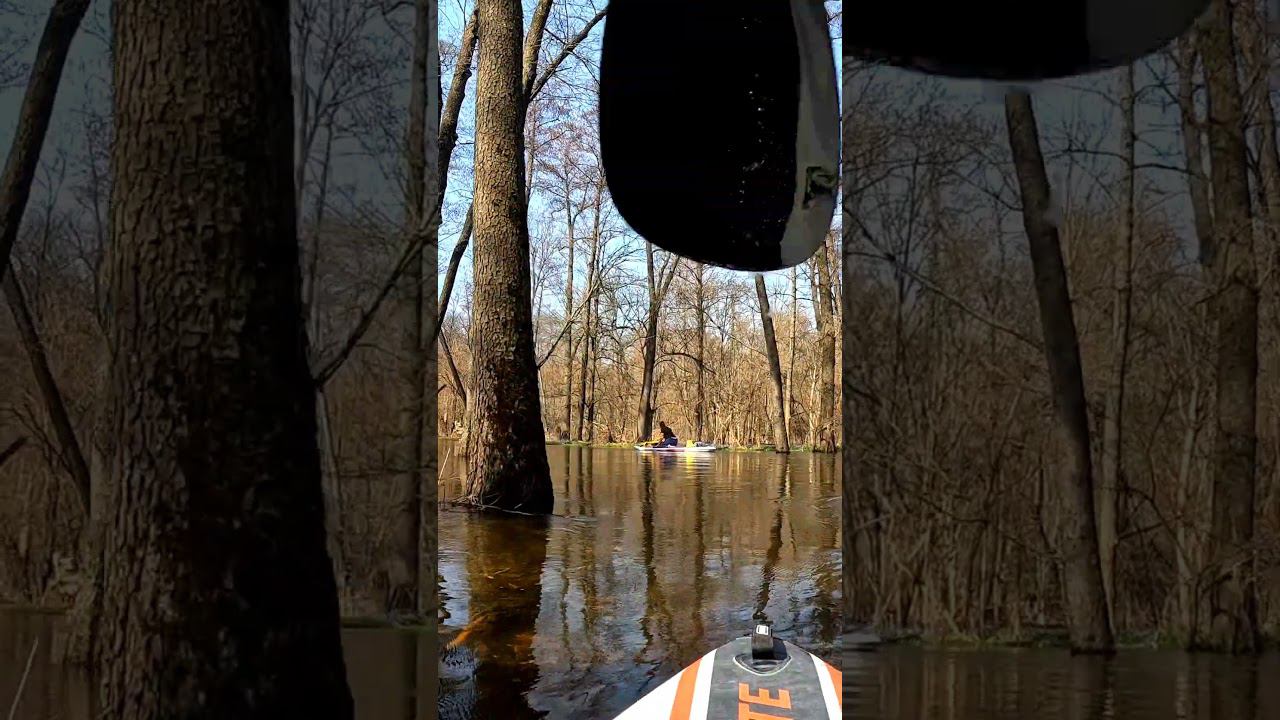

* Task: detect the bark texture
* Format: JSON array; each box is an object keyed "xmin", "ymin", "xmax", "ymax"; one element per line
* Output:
[{"xmin": 98, "ymin": 0, "xmax": 353, "ymax": 716}]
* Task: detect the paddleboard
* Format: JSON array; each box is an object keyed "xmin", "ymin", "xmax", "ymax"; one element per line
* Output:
[
  {"xmin": 614, "ymin": 625, "xmax": 840, "ymax": 720},
  {"xmin": 634, "ymin": 443, "xmax": 718, "ymax": 453}
]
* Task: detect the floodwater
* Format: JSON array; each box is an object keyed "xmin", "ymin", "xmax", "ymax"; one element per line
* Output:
[
  {"xmin": 0, "ymin": 607, "xmax": 435, "ymax": 719},
  {"xmin": 438, "ymin": 443, "xmax": 843, "ymax": 719},
  {"xmin": 844, "ymin": 646, "xmax": 1280, "ymax": 719}
]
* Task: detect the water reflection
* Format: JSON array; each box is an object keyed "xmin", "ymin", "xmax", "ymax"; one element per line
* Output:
[
  {"xmin": 438, "ymin": 444, "xmax": 842, "ymax": 719},
  {"xmin": 0, "ymin": 607, "xmax": 437, "ymax": 720},
  {"xmin": 846, "ymin": 647, "xmax": 1280, "ymax": 719}
]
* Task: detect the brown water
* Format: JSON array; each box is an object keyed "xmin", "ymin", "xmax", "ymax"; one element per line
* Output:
[
  {"xmin": 844, "ymin": 646, "xmax": 1280, "ymax": 719},
  {"xmin": 437, "ymin": 444, "xmax": 843, "ymax": 719},
  {"xmin": 0, "ymin": 607, "xmax": 434, "ymax": 719}
]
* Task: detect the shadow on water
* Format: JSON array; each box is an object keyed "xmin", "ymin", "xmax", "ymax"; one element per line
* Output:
[
  {"xmin": 438, "ymin": 442, "xmax": 842, "ymax": 719},
  {"xmin": 842, "ymin": 646, "xmax": 1280, "ymax": 720}
]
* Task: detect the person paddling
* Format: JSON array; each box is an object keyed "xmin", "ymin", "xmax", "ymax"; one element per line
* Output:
[{"xmin": 656, "ymin": 420, "xmax": 679, "ymax": 448}]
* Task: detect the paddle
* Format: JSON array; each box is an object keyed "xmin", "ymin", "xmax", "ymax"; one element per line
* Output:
[{"xmin": 598, "ymin": 0, "xmax": 838, "ymax": 272}]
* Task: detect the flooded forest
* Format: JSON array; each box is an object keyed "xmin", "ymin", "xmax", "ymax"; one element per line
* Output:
[{"xmin": 843, "ymin": 0, "xmax": 1280, "ymax": 652}]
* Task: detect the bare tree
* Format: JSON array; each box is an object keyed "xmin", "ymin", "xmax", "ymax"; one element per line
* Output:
[
  {"xmin": 462, "ymin": 0, "xmax": 553, "ymax": 512},
  {"xmin": 1005, "ymin": 89, "xmax": 1114, "ymax": 653},
  {"xmin": 634, "ymin": 244, "xmax": 679, "ymax": 442},
  {"xmin": 1097, "ymin": 64, "xmax": 1136, "ymax": 628},
  {"xmin": 755, "ymin": 274, "xmax": 790, "ymax": 453}
]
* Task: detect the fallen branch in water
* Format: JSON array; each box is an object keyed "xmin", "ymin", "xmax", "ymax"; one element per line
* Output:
[{"xmin": 7, "ymin": 637, "xmax": 38, "ymax": 720}]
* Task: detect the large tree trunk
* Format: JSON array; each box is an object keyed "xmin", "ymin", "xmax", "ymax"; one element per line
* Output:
[
  {"xmin": 383, "ymin": 0, "xmax": 432, "ymax": 617},
  {"xmin": 755, "ymin": 275, "xmax": 790, "ymax": 453},
  {"xmin": 1004, "ymin": 90, "xmax": 1115, "ymax": 653},
  {"xmin": 98, "ymin": 0, "xmax": 353, "ymax": 716},
  {"xmin": 1194, "ymin": 0, "xmax": 1260, "ymax": 654},
  {"xmin": 810, "ymin": 235, "xmax": 837, "ymax": 452},
  {"xmin": 463, "ymin": 0, "xmax": 553, "ymax": 513},
  {"xmin": 0, "ymin": 0, "xmax": 92, "ymax": 283},
  {"xmin": 1097, "ymin": 64, "xmax": 1136, "ymax": 632}
]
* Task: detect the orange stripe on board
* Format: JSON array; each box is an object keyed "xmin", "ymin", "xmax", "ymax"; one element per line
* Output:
[
  {"xmin": 670, "ymin": 657, "xmax": 703, "ymax": 720},
  {"xmin": 826, "ymin": 662, "xmax": 842, "ymax": 709}
]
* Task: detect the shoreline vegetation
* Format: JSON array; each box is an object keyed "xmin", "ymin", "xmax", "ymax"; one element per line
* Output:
[
  {"xmin": 438, "ymin": 436, "xmax": 841, "ymax": 453},
  {"xmin": 855, "ymin": 625, "xmax": 1280, "ymax": 652}
]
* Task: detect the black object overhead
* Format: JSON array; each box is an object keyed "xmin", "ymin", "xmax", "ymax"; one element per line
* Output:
[
  {"xmin": 598, "ymin": 0, "xmax": 839, "ymax": 272},
  {"xmin": 844, "ymin": 0, "xmax": 1210, "ymax": 80}
]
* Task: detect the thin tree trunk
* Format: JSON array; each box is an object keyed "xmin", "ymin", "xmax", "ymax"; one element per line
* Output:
[
  {"xmin": 420, "ymin": 4, "xmax": 440, "ymax": 708},
  {"xmin": 384, "ymin": 0, "xmax": 432, "ymax": 617},
  {"xmin": 636, "ymin": 297, "xmax": 659, "ymax": 441},
  {"xmin": 2, "ymin": 272, "xmax": 90, "ymax": 510},
  {"xmin": 441, "ymin": 333, "xmax": 467, "ymax": 409},
  {"xmin": 695, "ymin": 264, "xmax": 707, "ymax": 442},
  {"xmin": 575, "ymin": 199, "xmax": 601, "ymax": 441},
  {"xmin": 98, "ymin": 0, "xmax": 353, "ymax": 715},
  {"xmin": 786, "ymin": 266, "xmax": 797, "ymax": 443},
  {"xmin": 1176, "ymin": 376, "xmax": 1201, "ymax": 637},
  {"xmin": 306, "ymin": 123, "xmax": 348, "ymax": 609},
  {"xmin": 1098, "ymin": 64, "xmax": 1136, "ymax": 632},
  {"xmin": 810, "ymin": 238, "xmax": 837, "ymax": 452},
  {"xmin": 0, "ymin": 0, "xmax": 92, "ymax": 283},
  {"xmin": 438, "ymin": 7, "xmax": 478, "ymax": 199},
  {"xmin": 1004, "ymin": 89, "xmax": 1115, "ymax": 653},
  {"xmin": 1194, "ymin": 0, "xmax": 1260, "ymax": 654},
  {"xmin": 1177, "ymin": 37, "xmax": 1217, "ymax": 261},
  {"xmin": 463, "ymin": 0, "xmax": 553, "ymax": 513},
  {"xmin": 755, "ymin": 275, "xmax": 790, "ymax": 453},
  {"xmin": 563, "ymin": 214, "xmax": 575, "ymax": 440}
]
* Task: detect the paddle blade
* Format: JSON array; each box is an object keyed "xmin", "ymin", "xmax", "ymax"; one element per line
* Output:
[
  {"xmin": 844, "ymin": 0, "xmax": 1209, "ymax": 80},
  {"xmin": 599, "ymin": 0, "xmax": 838, "ymax": 272}
]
